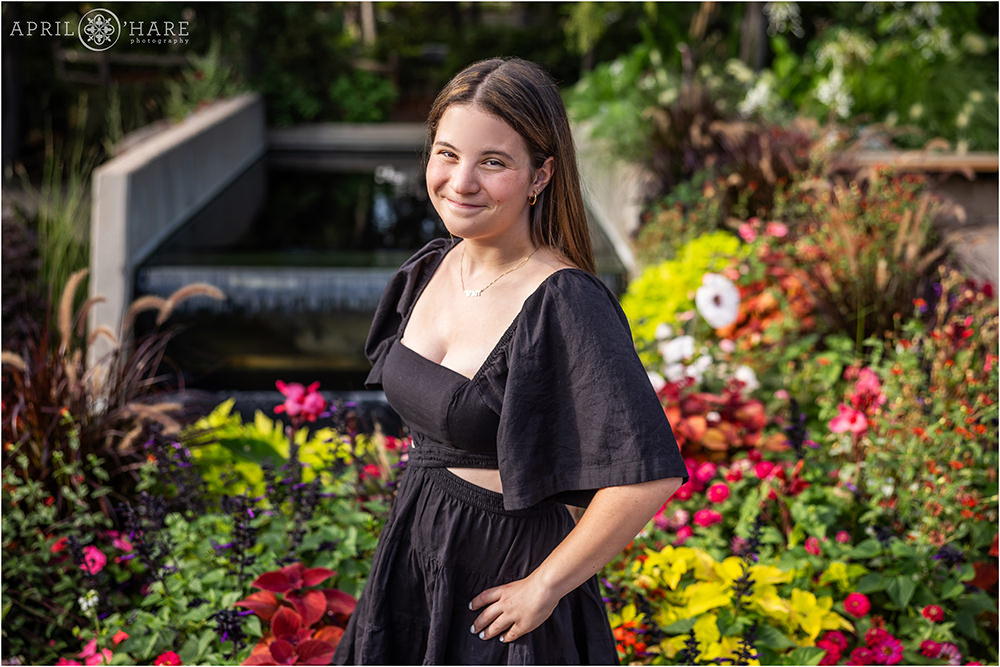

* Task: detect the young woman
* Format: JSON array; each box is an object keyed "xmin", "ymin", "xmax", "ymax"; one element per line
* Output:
[{"xmin": 333, "ymin": 57, "xmax": 688, "ymax": 665}]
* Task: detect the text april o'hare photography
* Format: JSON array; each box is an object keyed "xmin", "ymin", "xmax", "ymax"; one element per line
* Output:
[{"xmin": 332, "ymin": 57, "xmax": 688, "ymax": 665}]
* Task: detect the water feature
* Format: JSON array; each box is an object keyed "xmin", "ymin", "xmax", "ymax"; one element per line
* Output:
[{"xmin": 135, "ymin": 143, "xmax": 627, "ymax": 398}]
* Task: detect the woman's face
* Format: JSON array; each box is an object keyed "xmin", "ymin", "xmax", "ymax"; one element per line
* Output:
[{"xmin": 426, "ymin": 104, "xmax": 551, "ymax": 243}]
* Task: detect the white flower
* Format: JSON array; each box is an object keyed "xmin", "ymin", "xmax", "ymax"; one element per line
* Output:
[
  {"xmin": 663, "ymin": 363, "xmax": 686, "ymax": 383},
  {"xmin": 659, "ymin": 335, "xmax": 696, "ymax": 364},
  {"xmin": 654, "ymin": 322, "xmax": 674, "ymax": 341},
  {"xmin": 685, "ymin": 354, "xmax": 714, "ymax": 384},
  {"xmin": 647, "ymin": 371, "xmax": 666, "ymax": 394},
  {"xmin": 695, "ymin": 273, "xmax": 741, "ymax": 329},
  {"xmin": 78, "ymin": 589, "xmax": 99, "ymax": 613},
  {"xmin": 815, "ymin": 67, "xmax": 853, "ymax": 118},
  {"xmin": 733, "ymin": 365, "xmax": 760, "ymax": 394},
  {"xmin": 739, "ymin": 77, "xmax": 772, "ymax": 117}
]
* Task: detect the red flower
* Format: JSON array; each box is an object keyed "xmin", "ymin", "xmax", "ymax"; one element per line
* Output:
[
  {"xmin": 80, "ymin": 546, "xmax": 107, "ymax": 575},
  {"xmin": 111, "ymin": 631, "xmax": 129, "ymax": 645},
  {"xmin": 51, "ymin": 537, "xmax": 69, "ymax": 553},
  {"xmin": 153, "ymin": 651, "xmax": 182, "ymax": 666},
  {"xmin": 836, "ymin": 531, "xmax": 851, "ymax": 544},
  {"xmin": 844, "ymin": 592, "xmax": 871, "ymax": 618},
  {"xmin": 919, "ymin": 640, "xmax": 941, "ymax": 658},
  {"xmin": 805, "ymin": 536, "xmax": 822, "ymax": 556},
  {"xmin": 921, "ymin": 604, "xmax": 945, "ymax": 622},
  {"xmin": 817, "ymin": 640, "xmax": 841, "ymax": 666},
  {"xmin": 693, "ymin": 509, "xmax": 723, "ymax": 527},
  {"xmin": 706, "ymin": 483, "xmax": 730, "ymax": 504},
  {"xmin": 725, "ymin": 467, "xmax": 743, "ymax": 483}
]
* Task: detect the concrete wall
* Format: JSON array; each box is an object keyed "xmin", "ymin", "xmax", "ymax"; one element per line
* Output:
[{"xmin": 88, "ymin": 93, "xmax": 265, "ymax": 358}]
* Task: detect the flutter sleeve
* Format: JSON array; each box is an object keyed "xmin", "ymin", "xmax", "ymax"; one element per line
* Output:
[
  {"xmin": 364, "ymin": 238, "xmax": 452, "ymax": 389},
  {"xmin": 496, "ymin": 270, "xmax": 688, "ymax": 510}
]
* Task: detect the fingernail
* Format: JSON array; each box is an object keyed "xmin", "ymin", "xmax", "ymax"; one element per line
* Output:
[
  {"xmin": 478, "ymin": 631, "xmax": 485, "ymax": 640},
  {"xmin": 469, "ymin": 624, "xmax": 476, "ymax": 634},
  {"xmin": 468, "ymin": 602, "xmax": 474, "ymax": 610},
  {"xmin": 499, "ymin": 635, "xmax": 506, "ymax": 643}
]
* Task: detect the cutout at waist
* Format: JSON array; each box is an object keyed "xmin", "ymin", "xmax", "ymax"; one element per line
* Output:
[{"xmin": 447, "ymin": 467, "xmax": 503, "ymax": 494}]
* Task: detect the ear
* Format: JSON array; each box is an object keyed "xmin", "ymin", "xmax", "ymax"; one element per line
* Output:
[{"xmin": 532, "ymin": 156, "xmax": 555, "ymax": 194}]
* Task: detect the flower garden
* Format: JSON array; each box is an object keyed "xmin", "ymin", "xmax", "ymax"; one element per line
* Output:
[{"xmin": 3, "ymin": 5, "xmax": 998, "ymax": 666}]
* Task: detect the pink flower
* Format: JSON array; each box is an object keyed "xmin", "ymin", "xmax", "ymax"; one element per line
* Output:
[
  {"xmin": 765, "ymin": 221, "xmax": 788, "ymax": 238},
  {"xmin": 805, "ymin": 536, "xmax": 822, "ymax": 556},
  {"xmin": 80, "ymin": 546, "xmax": 107, "ymax": 575},
  {"xmin": 774, "ymin": 389, "xmax": 790, "ymax": 400},
  {"xmin": 937, "ymin": 643, "xmax": 962, "ymax": 665},
  {"xmin": 111, "ymin": 535, "xmax": 133, "ymax": 552},
  {"xmin": 693, "ymin": 509, "xmax": 723, "ymax": 527},
  {"xmin": 738, "ymin": 222, "xmax": 759, "ymax": 243},
  {"xmin": 78, "ymin": 640, "xmax": 112, "ymax": 666},
  {"xmin": 836, "ymin": 530, "xmax": 851, "ymax": 544},
  {"xmin": 657, "ymin": 508, "xmax": 689, "ymax": 530},
  {"xmin": 865, "ymin": 627, "xmax": 891, "ymax": 646},
  {"xmin": 56, "ymin": 659, "xmax": 82, "ymax": 666},
  {"xmin": 851, "ymin": 368, "xmax": 887, "ymax": 414},
  {"xmin": 694, "ymin": 461, "xmax": 718, "ymax": 485},
  {"xmin": 754, "ymin": 461, "xmax": 776, "ymax": 479},
  {"xmin": 674, "ymin": 525, "xmax": 694, "ymax": 545},
  {"xmin": 274, "ymin": 380, "xmax": 328, "ymax": 423},
  {"xmin": 706, "ymin": 483, "xmax": 730, "ymax": 504},
  {"xmin": 154, "ymin": 651, "xmax": 182, "ymax": 666},
  {"xmin": 823, "ymin": 632, "xmax": 850, "ymax": 652},
  {"xmin": 844, "ymin": 592, "xmax": 871, "ymax": 618},
  {"xmin": 829, "ymin": 404, "xmax": 869, "ymax": 435},
  {"xmin": 921, "ymin": 604, "xmax": 944, "ymax": 622},
  {"xmin": 848, "ymin": 647, "xmax": 877, "ymax": 665},
  {"xmin": 674, "ymin": 484, "xmax": 694, "ymax": 501}
]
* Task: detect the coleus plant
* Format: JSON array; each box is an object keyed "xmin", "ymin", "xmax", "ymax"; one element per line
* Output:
[{"xmin": 235, "ymin": 562, "xmax": 357, "ymax": 665}]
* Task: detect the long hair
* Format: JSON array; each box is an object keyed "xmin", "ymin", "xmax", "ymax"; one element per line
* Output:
[{"xmin": 425, "ymin": 58, "xmax": 596, "ymax": 275}]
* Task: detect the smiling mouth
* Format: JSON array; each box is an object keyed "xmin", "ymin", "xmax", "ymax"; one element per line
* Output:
[{"xmin": 444, "ymin": 198, "xmax": 485, "ymax": 209}]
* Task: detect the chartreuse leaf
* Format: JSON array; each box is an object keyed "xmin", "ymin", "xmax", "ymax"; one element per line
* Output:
[{"xmin": 886, "ymin": 576, "xmax": 916, "ymax": 609}]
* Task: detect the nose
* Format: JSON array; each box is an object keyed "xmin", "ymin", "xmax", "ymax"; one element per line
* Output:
[{"xmin": 450, "ymin": 161, "xmax": 479, "ymax": 195}]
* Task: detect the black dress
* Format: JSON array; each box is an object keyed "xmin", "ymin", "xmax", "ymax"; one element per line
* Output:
[{"xmin": 333, "ymin": 239, "xmax": 688, "ymax": 665}]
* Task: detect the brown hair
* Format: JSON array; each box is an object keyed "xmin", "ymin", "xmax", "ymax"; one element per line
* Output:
[{"xmin": 425, "ymin": 58, "xmax": 596, "ymax": 275}]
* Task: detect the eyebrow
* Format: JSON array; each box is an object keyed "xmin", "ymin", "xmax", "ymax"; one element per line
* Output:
[{"xmin": 434, "ymin": 140, "xmax": 516, "ymax": 163}]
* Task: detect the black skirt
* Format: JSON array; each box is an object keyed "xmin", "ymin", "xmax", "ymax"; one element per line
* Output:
[{"xmin": 333, "ymin": 461, "xmax": 619, "ymax": 665}]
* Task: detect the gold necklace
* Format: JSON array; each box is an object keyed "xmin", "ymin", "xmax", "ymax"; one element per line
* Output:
[{"xmin": 460, "ymin": 245, "xmax": 539, "ymax": 297}]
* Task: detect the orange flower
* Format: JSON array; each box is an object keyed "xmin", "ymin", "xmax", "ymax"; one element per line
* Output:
[{"xmin": 949, "ymin": 460, "xmax": 964, "ymax": 470}]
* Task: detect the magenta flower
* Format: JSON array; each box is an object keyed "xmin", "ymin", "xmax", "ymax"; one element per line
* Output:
[
  {"xmin": 80, "ymin": 546, "xmax": 107, "ymax": 575},
  {"xmin": 836, "ymin": 530, "xmax": 851, "ymax": 544},
  {"xmin": 706, "ymin": 483, "xmax": 730, "ymax": 504},
  {"xmin": 274, "ymin": 380, "xmax": 328, "ymax": 423},
  {"xmin": 694, "ymin": 461, "xmax": 718, "ymax": 485},
  {"xmin": 872, "ymin": 636, "xmax": 904, "ymax": 665},
  {"xmin": 829, "ymin": 404, "xmax": 868, "ymax": 435},
  {"xmin": 78, "ymin": 639, "xmax": 112, "ymax": 666},
  {"xmin": 919, "ymin": 641, "xmax": 941, "ymax": 658},
  {"xmin": 937, "ymin": 643, "xmax": 962, "ymax": 665},
  {"xmin": 753, "ymin": 460, "xmax": 777, "ymax": 480},
  {"xmin": 817, "ymin": 639, "xmax": 842, "ymax": 666},
  {"xmin": 805, "ymin": 536, "xmax": 822, "ymax": 556},
  {"xmin": 823, "ymin": 631, "xmax": 849, "ymax": 652},
  {"xmin": 693, "ymin": 509, "xmax": 723, "ymax": 527},
  {"xmin": 848, "ymin": 646, "xmax": 877, "ymax": 665},
  {"xmin": 843, "ymin": 592, "xmax": 871, "ymax": 618}
]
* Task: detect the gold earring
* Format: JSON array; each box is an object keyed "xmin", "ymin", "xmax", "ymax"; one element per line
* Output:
[{"xmin": 528, "ymin": 193, "xmax": 537, "ymax": 206}]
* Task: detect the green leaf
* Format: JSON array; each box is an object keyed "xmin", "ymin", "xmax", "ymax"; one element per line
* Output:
[
  {"xmin": 855, "ymin": 572, "xmax": 887, "ymax": 593},
  {"xmin": 787, "ymin": 646, "xmax": 826, "ymax": 666},
  {"xmin": 661, "ymin": 617, "xmax": 698, "ymax": 634},
  {"xmin": 756, "ymin": 624, "xmax": 797, "ymax": 650},
  {"xmin": 886, "ymin": 576, "xmax": 916, "ymax": 609},
  {"xmin": 850, "ymin": 539, "xmax": 882, "ymax": 559}
]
